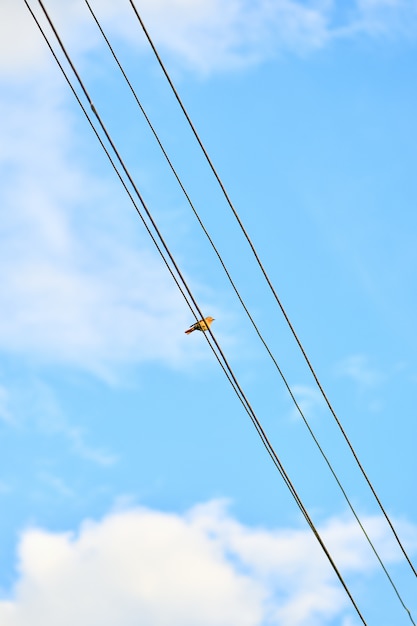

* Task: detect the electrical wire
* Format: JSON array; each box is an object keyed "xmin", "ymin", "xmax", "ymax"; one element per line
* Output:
[
  {"xmin": 127, "ymin": 0, "xmax": 417, "ymax": 583},
  {"xmin": 79, "ymin": 2, "xmax": 417, "ymax": 620},
  {"xmin": 25, "ymin": 1, "xmax": 368, "ymax": 623}
]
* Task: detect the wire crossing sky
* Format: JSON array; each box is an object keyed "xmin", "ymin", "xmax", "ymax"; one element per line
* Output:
[
  {"xmin": 47, "ymin": 0, "xmax": 416, "ymax": 623},
  {"xmin": 69, "ymin": 0, "xmax": 417, "ymax": 619},
  {"xmin": 26, "ymin": 1, "xmax": 371, "ymax": 621},
  {"xmin": 1, "ymin": 1, "xmax": 417, "ymax": 625},
  {"xmin": 78, "ymin": 3, "xmax": 417, "ymax": 604},
  {"xmin": 24, "ymin": 0, "xmax": 417, "ymax": 621},
  {"xmin": 127, "ymin": 0, "xmax": 417, "ymax": 585}
]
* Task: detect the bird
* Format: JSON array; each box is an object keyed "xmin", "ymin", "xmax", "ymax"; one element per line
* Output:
[{"xmin": 184, "ymin": 316, "xmax": 215, "ymax": 335}]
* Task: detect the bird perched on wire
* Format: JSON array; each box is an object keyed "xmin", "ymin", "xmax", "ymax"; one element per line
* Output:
[{"xmin": 184, "ymin": 316, "xmax": 215, "ymax": 335}]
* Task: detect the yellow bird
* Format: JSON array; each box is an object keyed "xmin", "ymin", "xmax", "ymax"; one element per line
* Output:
[{"xmin": 184, "ymin": 316, "xmax": 215, "ymax": 335}]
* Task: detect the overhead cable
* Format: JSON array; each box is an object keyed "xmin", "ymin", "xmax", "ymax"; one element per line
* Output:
[
  {"xmin": 127, "ymin": 0, "xmax": 417, "ymax": 582},
  {"xmin": 26, "ymin": 2, "xmax": 368, "ymax": 622},
  {"xmin": 81, "ymin": 1, "xmax": 417, "ymax": 618}
]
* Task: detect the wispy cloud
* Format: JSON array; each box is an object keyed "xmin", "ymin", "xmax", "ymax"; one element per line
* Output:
[
  {"xmin": 3, "ymin": 0, "xmax": 417, "ymax": 80},
  {"xmin": 0, "ymin": 386, "xmax": 14, "ymax": 425},
  {"xmin": 349, "ymin": 0, "xmax": 417, "ymax": 38},
  {"xmin": 1, "ymin": 0, "xmax": 327, "ymax": 78},
  {"xmin": 1, "ymin": 0, "xmax": 415, "ymax": 380},
  {"xmin": 289, "ymin": 384, "xmax": 326, "ymax": 422},
  {"xmin": 37, "ymin": 472, "xmax": 75, "ymax": 498},
  {"xmin": 134, "ymin": 0, "xmax": 417, "ymax": 68},
  {"xmin": 0, "ymin": 70, "xmax": 202, "ymax": 378},
  {"xmin": 0, "ymin": 377, "xmax": 117, "ymax": 468},
  {"xmin": 32, "ymin": 383, "xmax": 118, "ymax": 467},
  {"xmin": 335, "ymin": 354, "xmax": 384, "ymax": 389},
  {"xmin": 63, "ymin": 425, "xmax": 118, "ymax": 467},
  {"xmin": 126, "ymin": 0, "xmax": 330, "ymax": 72},
  {"xmin": 1, "ymin": 501, "xmax": 416, "ymax": 625}
]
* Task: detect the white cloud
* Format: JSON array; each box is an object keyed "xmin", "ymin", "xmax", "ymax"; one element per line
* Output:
[
  {"xmin": 37, "ymin": 397, "xmax": 118, "ymax": 467},
  {"xmin": 123, "ymin": 0, "xmax": 329, "ymax": 72},
  {"xmin": 0, "ymin": 69, "xmax": 206, "ymax": 378},
  {"xmin": 335, "ymin": 355, "xmax": 383, "ymax": 388},
  {"xmin": 0, "ymin": 0, "xmax": 105, "ymax": 77},
  {"xmin": 1, "ymin": 501, "xmax": 416, "ymax": 626},
  {"xmin": 0, "ymin": 377, "xmax": 118, "ymax": 468},
  {"xmin": 1, "ymin": 0, "xmax": 415, "ymax": 380},
  {"xmin": 0, "ymin": 1, "xmax": 48, "ymax": 75},
  {"xmin": 289, "ymin": 384, "xmax": 326, "ymax": 422},
  {"xmin": 0, "ymin": 0, "xmax": 328, "ymax": 78},
  {"xmin": 352, "ymin": 0, "xmax": 417, "ymax": 37},
  {"xmin": 1, "ymin": 503, "xmax": 263, "ymax": 626},
  {"xmin": 3, "ymin": 0, "xmax": 417, "ymax": 81}
]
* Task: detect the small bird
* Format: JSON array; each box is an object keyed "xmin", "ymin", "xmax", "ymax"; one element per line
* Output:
[{"xmin": 185, "ymin": 316, "xmax": 215, "ymax": 335}]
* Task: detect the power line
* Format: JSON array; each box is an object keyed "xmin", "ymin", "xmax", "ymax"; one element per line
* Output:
[
  {"xmin": 25, "ymin": 2, "xmax": 368, "ymax": 623},
  {"xmin": 21, "ymin": 4, "xmax": 251, "ymax": 463},
  {"xmin": 79, "ymin": 2, "xmax": 417, "ymax": 619},
  {"xmin": 127, "ymin": 0, "xmax": 417, "ymax": 583}
]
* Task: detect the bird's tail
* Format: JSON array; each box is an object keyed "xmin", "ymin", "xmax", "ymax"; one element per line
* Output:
[{"xmin": 184, "ymin": 327, "xmax": 195, "ymax": 335}]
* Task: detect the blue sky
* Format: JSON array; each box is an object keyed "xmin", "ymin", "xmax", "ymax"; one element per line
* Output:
[{"xmin": 1, "ymin": 0, "xmax": 417, "ymax": 624}]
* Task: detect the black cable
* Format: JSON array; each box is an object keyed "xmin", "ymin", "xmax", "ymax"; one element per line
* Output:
[
  {"xmin": 127, "ymin": 0, "xmax": 417, "ymax": 583},
  {"xmin": 26, "ymin": 2, "xmax": 368, "ymax": 623},
  {"xmin": 21, "ymin": 1, "xmax": 249, "ymax": 414},
  {"xmin": 80, "ymin": 3, "xmax": 417, "ymax": 619}
]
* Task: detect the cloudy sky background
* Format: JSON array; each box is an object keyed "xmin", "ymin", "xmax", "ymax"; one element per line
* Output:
[{"xmin": 1, "ymin": 0, "xmax": 417, "ymax": 624}]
